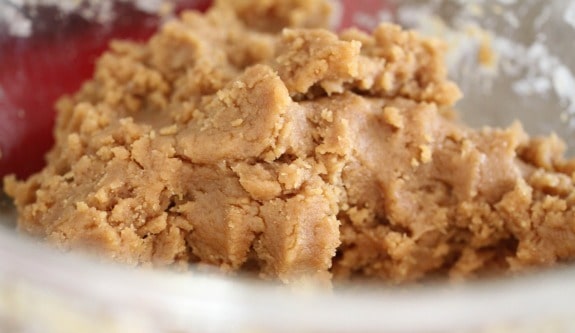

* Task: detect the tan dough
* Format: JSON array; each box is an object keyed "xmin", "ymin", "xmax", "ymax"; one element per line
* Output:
[{"xmin": 6, "ymin": 0, "xmax": 575, "ymax": 284}]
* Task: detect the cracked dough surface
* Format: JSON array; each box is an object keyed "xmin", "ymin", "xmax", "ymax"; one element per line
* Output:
[{"xmin": 6, "ymin": 0, "xmax": 575, "ymax": 283}]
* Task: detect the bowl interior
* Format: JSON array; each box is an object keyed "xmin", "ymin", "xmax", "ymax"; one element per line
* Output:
[{"xmin": 2, "ymin": 1, "xmax": 575, "ymax": 332}]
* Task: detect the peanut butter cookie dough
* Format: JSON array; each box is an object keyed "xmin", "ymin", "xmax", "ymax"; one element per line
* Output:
[{"xmin": 6, "ymin": 0, "xmax": 575, "ymax": 284}]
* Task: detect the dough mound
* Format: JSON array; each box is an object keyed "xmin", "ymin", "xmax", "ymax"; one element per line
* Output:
[{"xmin": 6, "ymin": 0, "xmax": 575, "ymax": 283}]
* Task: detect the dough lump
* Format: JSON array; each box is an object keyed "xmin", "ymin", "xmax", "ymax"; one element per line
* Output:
[{"xmin": 6, "ymin": 0, "xmax": 575, "ymax": 283}]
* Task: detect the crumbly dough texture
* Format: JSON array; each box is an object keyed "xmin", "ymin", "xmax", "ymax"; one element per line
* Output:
[{"xmin": 6, "ymin": 0, "xmax": 575, "ymax": 283}]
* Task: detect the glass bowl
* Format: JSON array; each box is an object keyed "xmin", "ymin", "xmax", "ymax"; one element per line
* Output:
[{"xmin": 2, "ymin": 0, "xmax": 575, "ymax": 332}]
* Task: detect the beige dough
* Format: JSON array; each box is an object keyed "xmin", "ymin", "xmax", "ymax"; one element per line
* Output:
[{"xmin": 6, "ymin": 0, "xmax": 575, "ymax": 284}]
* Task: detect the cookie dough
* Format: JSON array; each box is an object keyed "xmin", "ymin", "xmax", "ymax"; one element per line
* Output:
[{"xmin": 6, "ymin": 0, "xmax": 575, "ymax": 284}]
